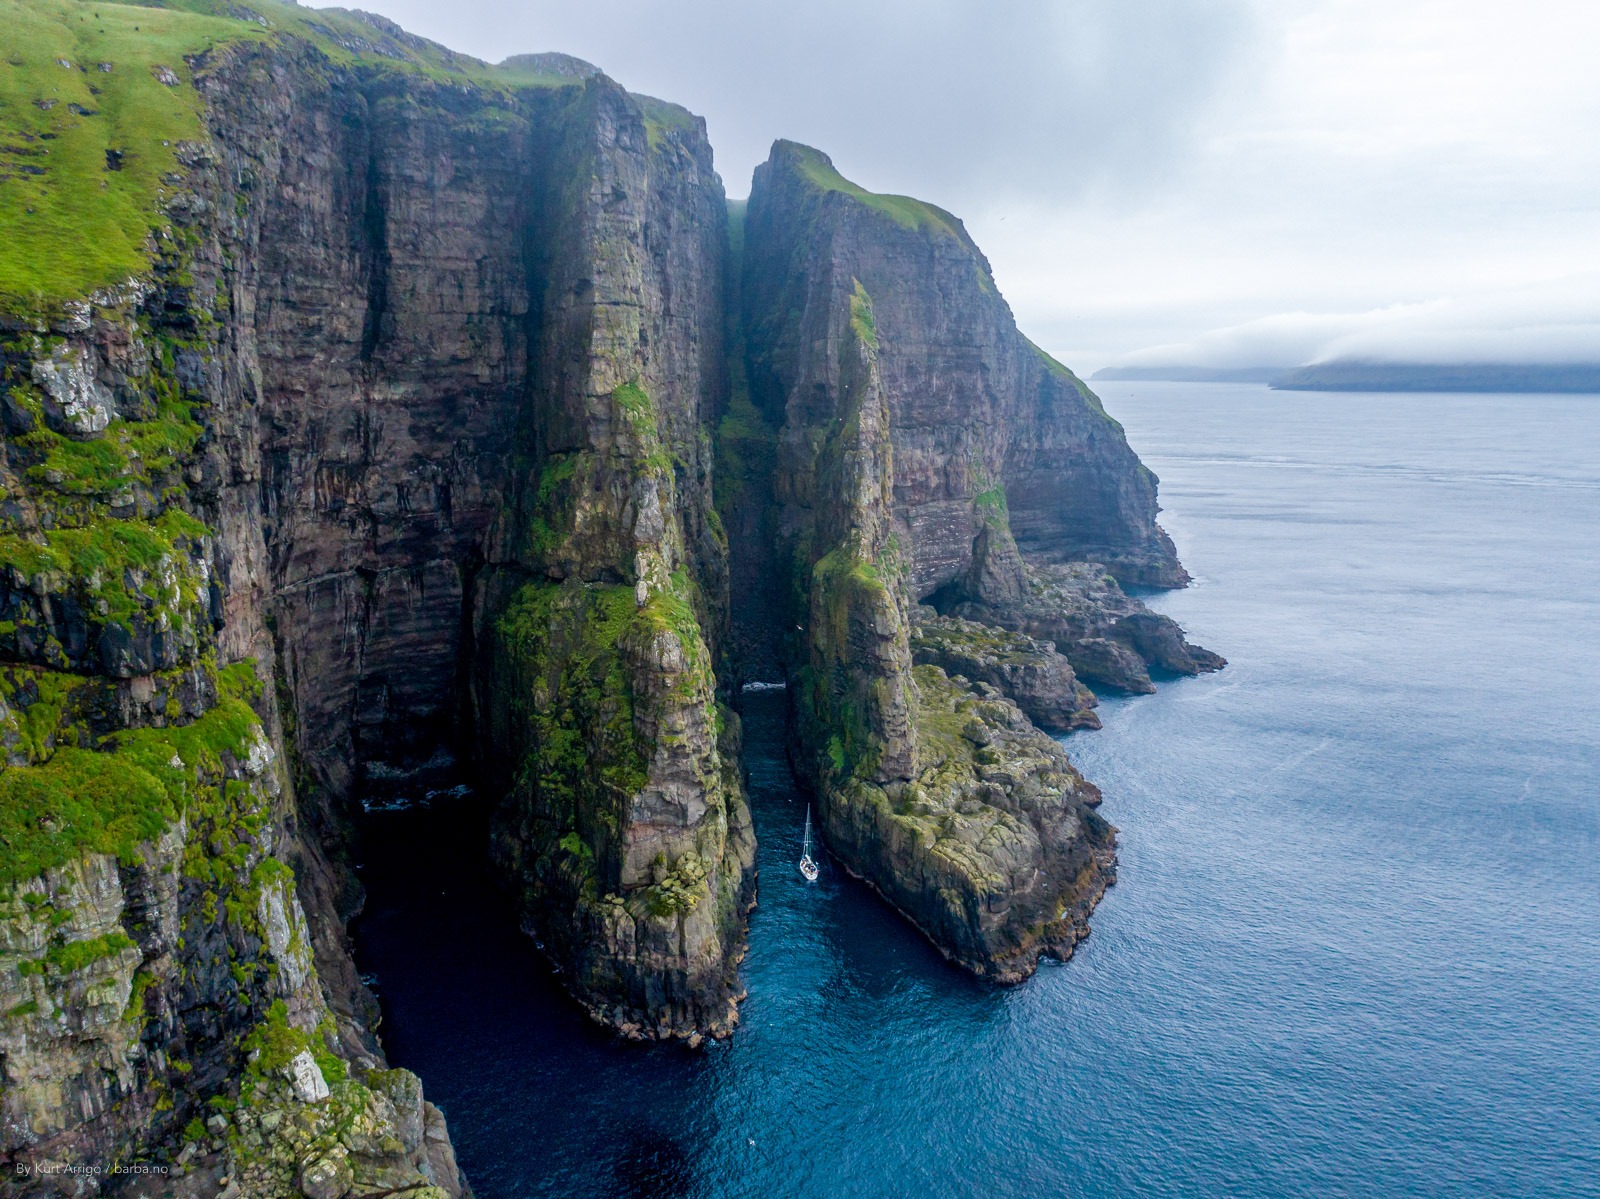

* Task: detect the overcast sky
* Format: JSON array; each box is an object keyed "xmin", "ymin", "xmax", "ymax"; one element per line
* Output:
[{"xmin": 352, "ymin": 0, "xmax": 1600, "ymax": 373}]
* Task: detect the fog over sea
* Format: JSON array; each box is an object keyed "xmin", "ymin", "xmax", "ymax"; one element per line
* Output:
[{"xmin": 355, "ymin": 383, "xmax": 1600, "ymax": 1198}]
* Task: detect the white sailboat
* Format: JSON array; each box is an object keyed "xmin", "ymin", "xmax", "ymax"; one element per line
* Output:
[{"xmin": 799, "ymin": 805, "xmax": 819, "ymax": 882}]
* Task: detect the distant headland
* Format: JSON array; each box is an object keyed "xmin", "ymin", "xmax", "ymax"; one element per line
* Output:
[{"xmin": 1091, "ymin": 361, "xmax": 1600, "ymax": 393}]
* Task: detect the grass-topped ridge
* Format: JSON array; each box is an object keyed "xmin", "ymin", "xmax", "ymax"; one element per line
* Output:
[
  {"xmin": 160, "ymin": 0, "xmax": 596, "ymax": 90},
  {"xmin": 633, "ymin": 92, "xmax": 699, "ymax": 152},
  {"xmin": 0, "ymin": 0, "xmax": 599, "ymax": 310},
  {"xmin": 776, "ymin": 140, "xmax": 974, "ymax": 246},
  {"xmin": 1025, "ymin": 336, "xmax": 1114, "ymax": 420}
]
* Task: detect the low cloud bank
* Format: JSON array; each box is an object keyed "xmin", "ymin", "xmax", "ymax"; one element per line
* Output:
[{"xmin": 1097, "ymin": 274, "xmax": 1600, "ymax": 375}]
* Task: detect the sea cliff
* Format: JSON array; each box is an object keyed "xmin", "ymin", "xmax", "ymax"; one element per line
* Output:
[
  {"xmin": 726, "ymin": 141, "xmax": 1217, "ymax": 979},
  {"xmin": 0, "ymin": 3, "xmax": 1217, "ymax": 1191}
]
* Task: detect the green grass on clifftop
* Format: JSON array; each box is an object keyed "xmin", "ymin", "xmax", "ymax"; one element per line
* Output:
[
  {"xmin": 1024, "ymin": 336, "xmax": 1116, "ymax": 420},
  {"xmin": 782, "ymin": 140, "xmax": 969, "ymax": 242},
  {"xmin": 160, "ymin": 0, "xmax": 587, "ymax": 89},
  {"xmin": 0, "ymin": 0, "xmax": 258, "ymax": 306},
  {"xmin": 0, "ymin": 0, "xmax": 590, "ymax": 310}
]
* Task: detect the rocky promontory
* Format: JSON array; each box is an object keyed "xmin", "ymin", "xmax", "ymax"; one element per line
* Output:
[
  {"xmin": 911, "ymin": 608, "xmax": 1100, "ymax": 732},
  {"xmin": 730, "ymin": 141, "xmax": 1220, "ymax": 980},
  {"xmin": 953, "ymin": 561, "xmax": 1226, "ymax": 694}
]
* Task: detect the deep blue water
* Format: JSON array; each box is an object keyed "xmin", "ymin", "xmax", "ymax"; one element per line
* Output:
[{"xmin": 354, "ymin": 384, "xmax": 1600, "ymax": 1198}]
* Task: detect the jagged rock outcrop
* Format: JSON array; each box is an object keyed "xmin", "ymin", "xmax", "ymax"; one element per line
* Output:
[
  {"xmin": 953, "ymin": 561, "xmax": 1226, "ymax": 694},
  {"xmin": 882, "ymin": 664, "xmax": 1115, "ymax": 979},
  {"xmin": 911, "ymin": 607, "xmax": 1099, "ymax": 732}
]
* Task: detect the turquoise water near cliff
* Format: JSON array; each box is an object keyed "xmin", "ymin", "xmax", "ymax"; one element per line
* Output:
[{"xmin": 354, "ymin": 384, "xmax": 1600, "ymax": 1198}]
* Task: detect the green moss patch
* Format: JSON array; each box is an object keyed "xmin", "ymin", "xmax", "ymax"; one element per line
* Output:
[
  {"xmin": 241, "ymin": 998, "xmax": 347, "ymax": 1084},
  {"xmin": 848, "ymin": 279, "xmax": 878, "ymax": 351},
  {"xmin": 612, "ymin": 380, "xmax": 672, "ymax": 476},
  {"xmin": 0, "ymin": 665, "xmax": 88, "ymax": 762},
  {"xmin": 0, "ymin": 659, "xmax": 261, "ymax": 887},
  {"xmin": 806, "ymin": 544, "xmax": 897, "ymax": 782},
  {"xmin": 18, "ymin": 396, "xmax": 203, "ymax": 499},
  {"xmin": 43, "ymin": 927, "xmax": 133, "ymax": 971},
  {"xmin": 491, "ymin": 569, "xmax": 716, "ymax": 876},
  {"xmin": 0, "ymin": 507, "xmax": 211, "ymax": 644},
  {"xmin": 493, "ymin": 580, "xmax": 650, "ymax": 831},
  {"xmin": 633, "ymin": 92, "xmax": 697, "ymax": 152}
]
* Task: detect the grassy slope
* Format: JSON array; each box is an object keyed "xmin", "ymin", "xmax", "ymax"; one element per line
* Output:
[
  {"xmin": 781, "ymin": 139, "xmax": 969, "ymax": 242},
  {"xmin": 0, "ymin": 0, "xmax": 258, "ymax": 304},
  {"xmin": 0, "ymin": 0, "xmax": 585, "ymax": 310},
  {"xmin": 159, "ymin": 0, "xmax": 584, "ymax": 88}
]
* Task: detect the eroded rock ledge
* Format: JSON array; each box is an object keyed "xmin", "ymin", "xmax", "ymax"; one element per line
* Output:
[
  {"xmin": 828, "ymin": 663, "xmax": 1116, "ymax": 981},
  {"xmin": 954, "ymin": 561, "xmax": 1226, "ymax": 695},
  {"xmin": 911, "ymin": 607, "xmax": 1100, "ymax": 732}
]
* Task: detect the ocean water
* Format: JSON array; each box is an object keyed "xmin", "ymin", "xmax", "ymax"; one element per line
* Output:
[{"xmin": 353, "ymin": 384, "xmax": 1600, "ymax": 1198}]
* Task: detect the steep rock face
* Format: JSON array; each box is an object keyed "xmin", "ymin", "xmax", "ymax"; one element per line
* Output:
[
  {"xmin": 739, "ymin": 175, "xmax": 1117, "ymax": 979},
  {"xmin": 736, "ymin": 140, "xmax": 1221, "ymax": 979},
  {"xmin": 0, "ymin": 272, "xmax": 468, "ymax": 1196},
  {"xmin": 467, "ymin": 80, "xmax": 754, "ymax": 1041},
  {"xmin": 196, "ymin": 29, "xmax": 751, "ymax": 1039},
  {"xmin": 744, "ymin": 141, "xmax": 1186, "ymax": 601},
  {"xmin": 2, "ymin": 2, "xmax": 1228, "ymax": 1186},
  {"xmin": 0, "ymin": 2, "xmax": 746, "ymax": 1186}
]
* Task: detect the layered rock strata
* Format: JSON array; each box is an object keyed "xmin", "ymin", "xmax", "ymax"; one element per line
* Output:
[
  {"xmin": 0, "ymin": 268, "xmax": 469, "ymax": 1196},
  {"xmin": 457, "ymin": 68, "xmax": 755, "ymax": 1043},
  {"xmin": 0, "ymin": 1, "xmax": 746, "ymax": 1188},
  {"xmin": 744, "ymin": 141, "xmax": 1189, "ymax": 602}
]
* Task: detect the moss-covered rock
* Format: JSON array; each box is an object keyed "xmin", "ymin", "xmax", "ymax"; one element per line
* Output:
[
  {"xmin": 952, "ymin": 560, "xmax": 1226, "ymax": 693},
  {"xmin": 910, "ymin": 606, "xmax": 1099, "ymax": 732}
]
